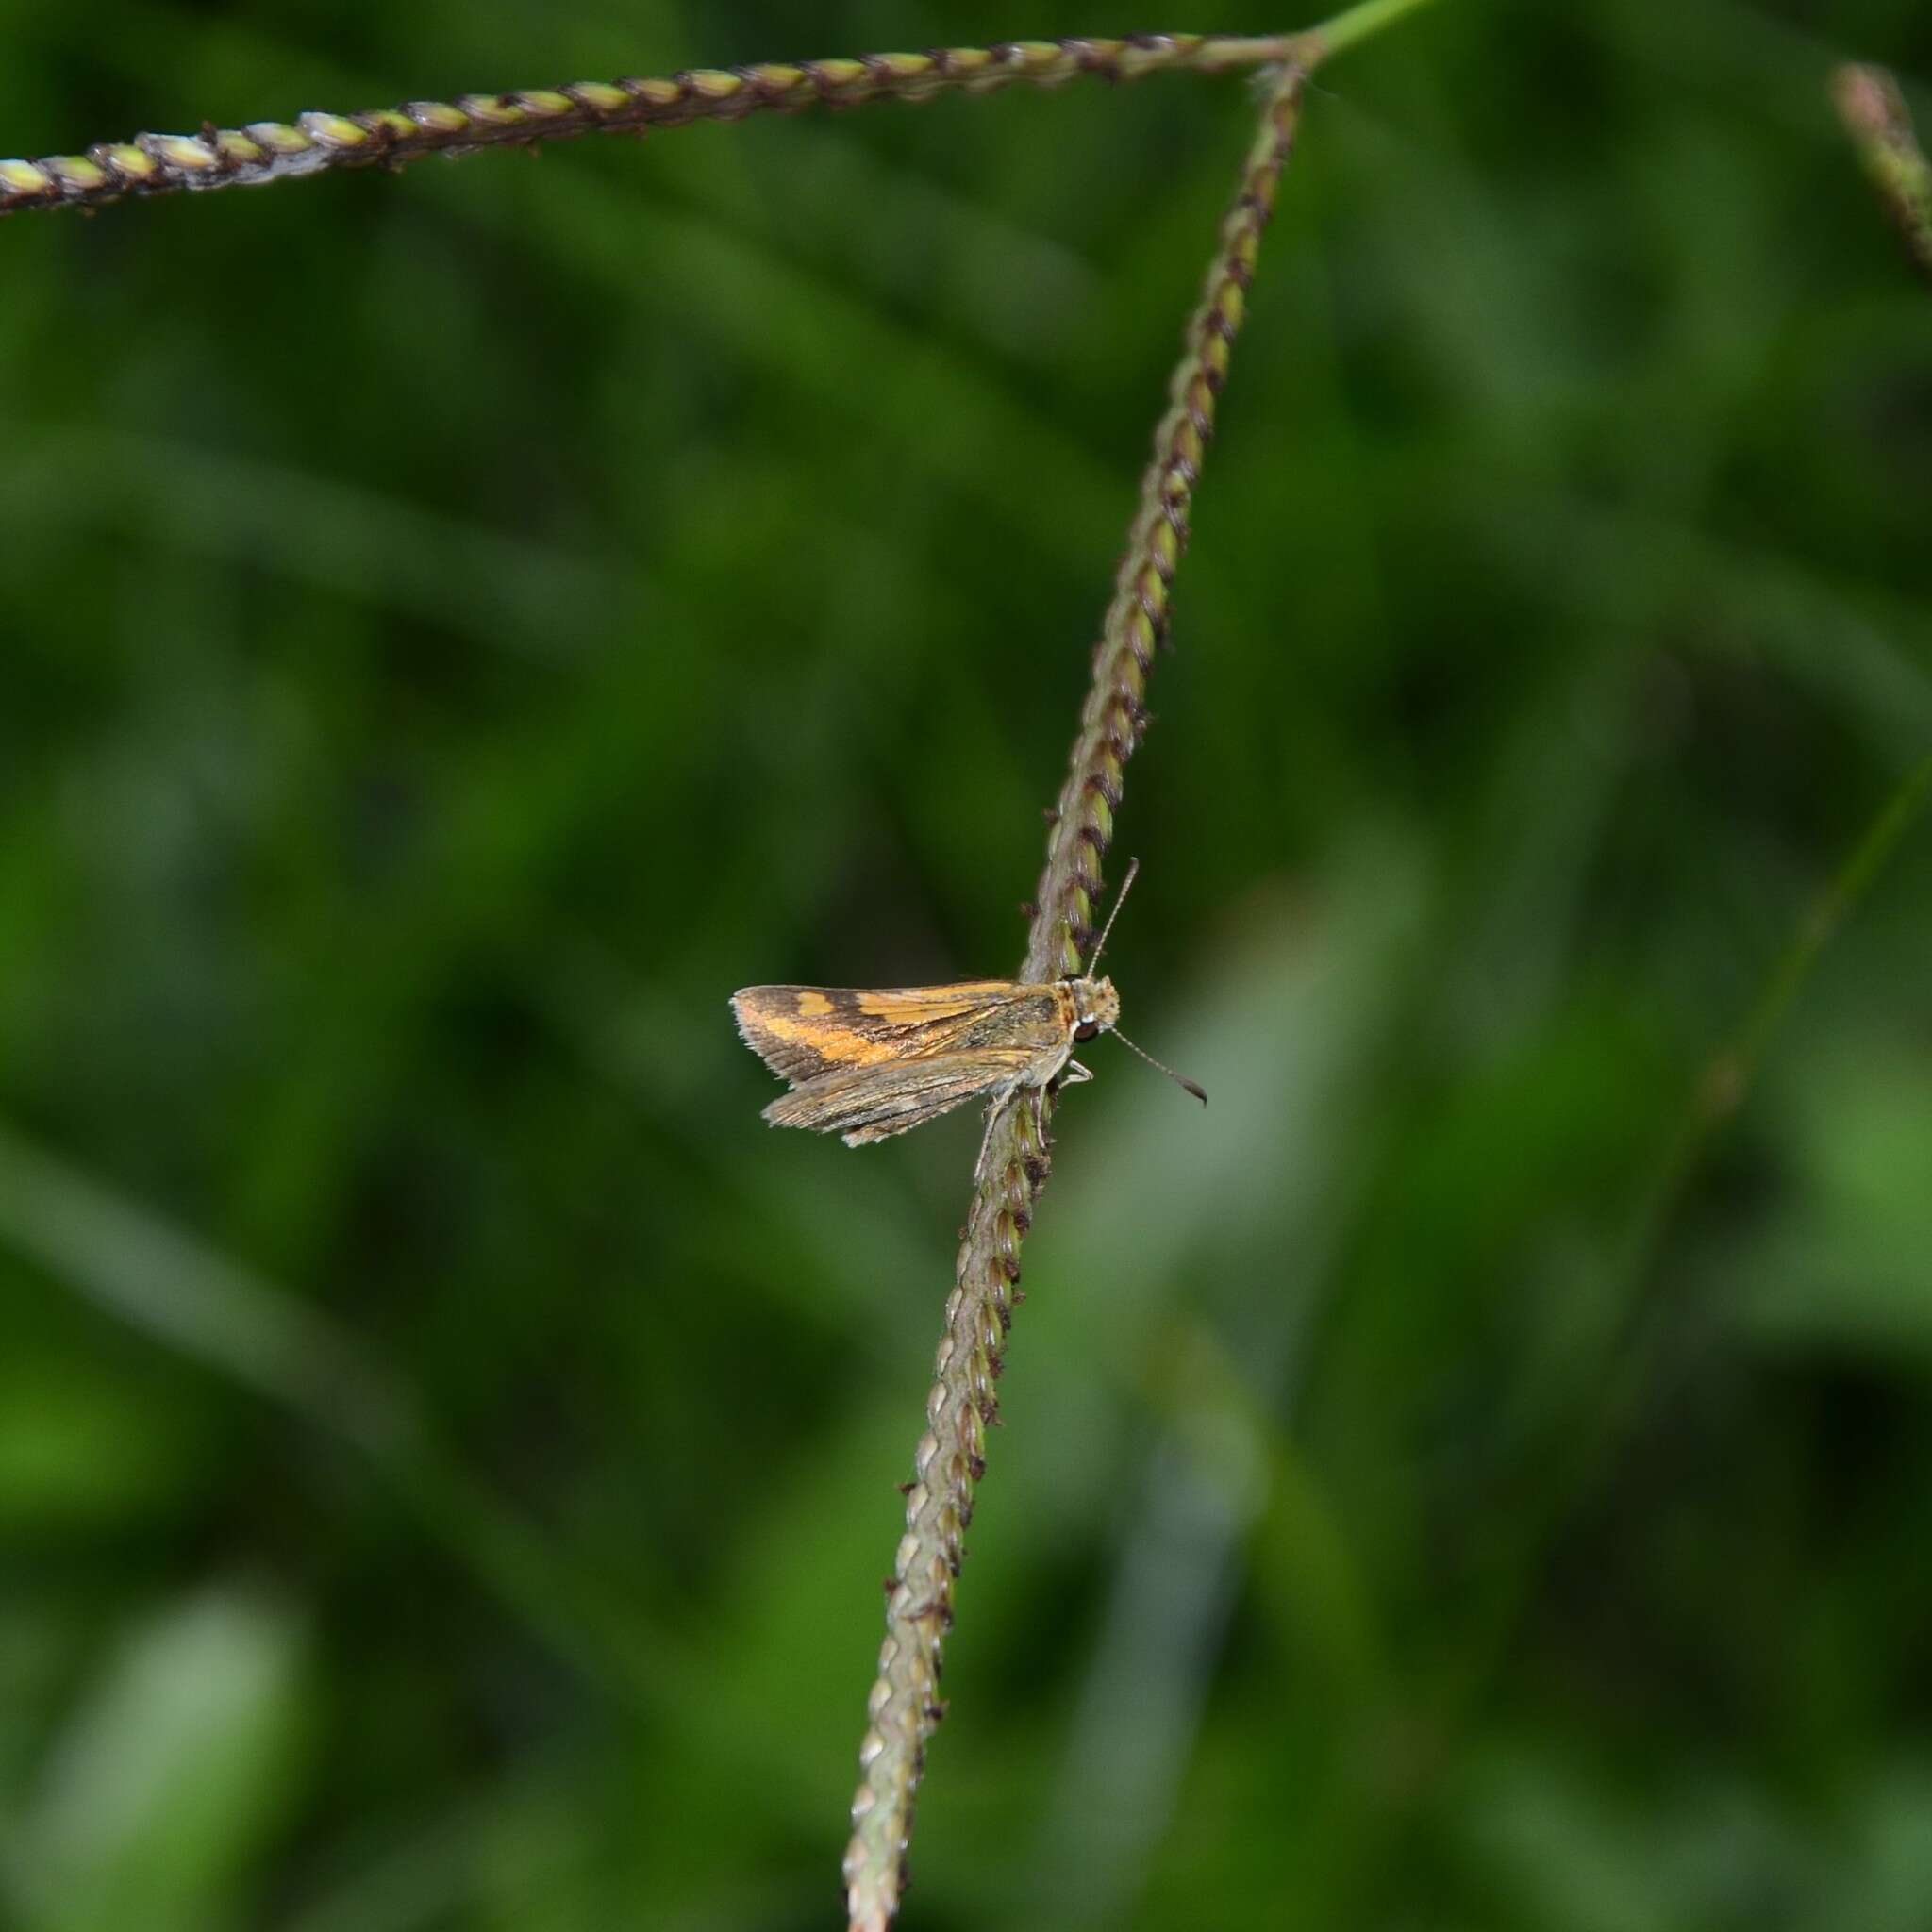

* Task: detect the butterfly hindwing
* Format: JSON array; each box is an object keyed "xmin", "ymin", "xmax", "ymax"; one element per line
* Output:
[{"xmin": 758, "ymin": 1049, "xmax": 1041, "ymax": 1146}]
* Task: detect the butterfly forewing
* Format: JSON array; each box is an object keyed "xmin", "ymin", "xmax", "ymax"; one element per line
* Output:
[
  {"xmin": 730, "ymin": 981, "xmax": 1081, "ymax": 1142},
  {"xmin": 731, "ymin": 983, "xmax": 1070, "ymax": 1082}
]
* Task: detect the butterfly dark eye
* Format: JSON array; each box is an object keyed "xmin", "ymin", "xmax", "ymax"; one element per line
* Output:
[{"xmin": 1074, "ymin": 1021, "xmax": 1100, "ymax": 1043}]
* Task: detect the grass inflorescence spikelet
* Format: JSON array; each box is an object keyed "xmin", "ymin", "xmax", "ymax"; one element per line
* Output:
[{"xmin": 1834, "ymin": 64, "xmax": 1932, "ymax": 287}]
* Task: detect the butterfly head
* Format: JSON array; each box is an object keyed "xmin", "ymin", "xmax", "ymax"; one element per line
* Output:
[{"xmin": 1071, "ymin": 975, "xmax": 1120, "ymax": 1042}]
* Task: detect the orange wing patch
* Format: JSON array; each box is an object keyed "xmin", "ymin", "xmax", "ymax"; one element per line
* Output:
[
  {"xmin": 853, "ymin": 982, "xmax": 1016, "ymax": 1022},
  {"xmin": 730, "ymin": 993, "xmax": 901, "ymax": 1076}
]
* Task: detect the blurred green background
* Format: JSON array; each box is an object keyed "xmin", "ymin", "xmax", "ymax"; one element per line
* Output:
[{"xmin": 4, "ymin": 2, "xmax": 1932, "ymax": 1927}]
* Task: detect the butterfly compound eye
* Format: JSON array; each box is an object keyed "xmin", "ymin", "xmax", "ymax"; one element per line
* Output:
[{"xmin": 1074, "ymin": 1021, "xmax": 1101, "ymax": 1043}]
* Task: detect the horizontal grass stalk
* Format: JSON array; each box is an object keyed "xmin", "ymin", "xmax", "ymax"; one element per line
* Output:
[
  {"xmin": 0, "ymin": 32, "xmax": 1307, "ymax": 220},
  {"xmin": 0, "ymin": 0, "xmax": 1439, "ymax": 224}
]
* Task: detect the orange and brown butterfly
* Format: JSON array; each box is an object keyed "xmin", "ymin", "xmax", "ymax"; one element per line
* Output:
[{"xmin": 730, "ymin": 860, "xmax": 1204, "ymax": 1148}]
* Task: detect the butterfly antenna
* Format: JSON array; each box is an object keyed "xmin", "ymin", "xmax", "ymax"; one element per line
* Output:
[
  {"xmin": 1110, "ymin": 1027, "xmax": 1208, "ymax": 1106},
  {"xmin": 1085, "ymin": 857, "xmax": 1141, "ymax": 974}
]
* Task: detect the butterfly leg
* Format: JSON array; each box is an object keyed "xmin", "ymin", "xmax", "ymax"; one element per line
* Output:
[
  {"xmin": 1059, "ymin": 1059, "xmax": 1093, "ymax": 1087},
  {"xmin": 971, "ymin": 1077, "xmax": 1039, "ymax": 1185}
]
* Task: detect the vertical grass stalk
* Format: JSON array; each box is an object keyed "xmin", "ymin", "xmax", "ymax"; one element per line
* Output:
[{"xmin": 841, "ymin": 65, "xmax": 1307, "ymax": 1932}]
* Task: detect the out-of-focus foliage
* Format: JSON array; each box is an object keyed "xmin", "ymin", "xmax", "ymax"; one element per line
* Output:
[{"xmin": 3, "ymin": 3, "xmax": 1930, "ymax": 1928}]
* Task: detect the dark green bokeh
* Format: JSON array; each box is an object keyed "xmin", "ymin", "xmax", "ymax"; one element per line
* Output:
[{"xmin": 4, "ymin": 4, "xmax": 1931, "ymax": 1927}]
